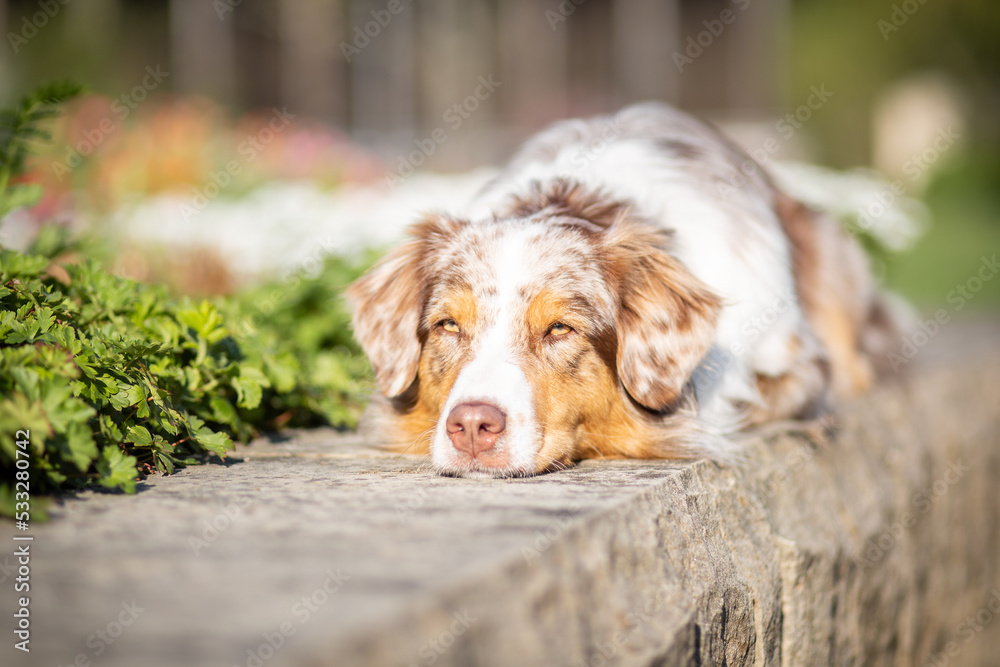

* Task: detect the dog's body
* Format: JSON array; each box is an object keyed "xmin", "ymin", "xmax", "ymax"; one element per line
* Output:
[{"xmin": 348, "ymin": 103, "xmax": 898, "ymax": 477}]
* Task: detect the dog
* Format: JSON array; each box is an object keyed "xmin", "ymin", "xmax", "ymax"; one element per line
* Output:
[{"xmin": 347, "ymin": 102, "xmax": 900, "ymax": 478}]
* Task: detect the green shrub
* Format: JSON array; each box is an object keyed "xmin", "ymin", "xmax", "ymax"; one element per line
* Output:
[
  {"xmin": 0, "ymin": 228, "xmax": 371, "ymax": 514},
  {"xmin": 223, "ymin": 253, "xmax": 376, "ymax": 431}
]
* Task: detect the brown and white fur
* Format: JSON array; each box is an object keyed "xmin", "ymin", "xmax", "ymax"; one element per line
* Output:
[{"xmin": 347, "ymin": 103, "xmax": 899, "ymax": 478}]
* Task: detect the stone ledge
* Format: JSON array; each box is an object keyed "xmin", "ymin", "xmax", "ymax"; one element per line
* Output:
[{"xmin": 2, "ymin": 320, "xmax": 998, "ymax": 667}]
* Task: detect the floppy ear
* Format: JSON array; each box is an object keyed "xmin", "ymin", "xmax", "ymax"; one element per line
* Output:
[
  {"xmin": 346, "ymin": 216, "xmax": 461, "ymax": 398},
  {"xmin": 603, "ymin": 222, "xmax": 721, "ymax": 411}
]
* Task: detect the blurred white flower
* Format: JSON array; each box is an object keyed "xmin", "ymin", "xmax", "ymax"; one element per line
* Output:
[
  {"xmin": 771, "ymin": 160, "xmax": 929, "ymax": 253},
  {"xmin": 109, "ymin": 169, "xmax": 497, "ymax": 283}
]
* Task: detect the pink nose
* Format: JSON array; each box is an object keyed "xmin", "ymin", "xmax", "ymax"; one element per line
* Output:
[{"xmin": 446, "ymin": 402, "xmax": 506, "ymax": 457}]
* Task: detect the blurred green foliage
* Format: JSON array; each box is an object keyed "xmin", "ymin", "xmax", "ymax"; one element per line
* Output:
[
  {"xmin": 222, "ymin": 253, "xmax": 375, "ymax": 431},
  {"xmin": 884, "ymin": 150, "xmax": 1000, "ymax": 306},
  {"xmin": 791, "ymin": 0, "xmax": 1000, "ymax": 306},
  {"xmin": 0, "ymin": 80, "xmax": 83, "ymax": 217},
  {"xmin": 790, "ymin": 0, "xmax": 1000, "ymax": 166}
]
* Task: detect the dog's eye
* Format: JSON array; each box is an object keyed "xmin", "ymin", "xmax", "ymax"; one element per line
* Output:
[
  {"xmin": 440, "ymin": 319, "xmax": 461, "ymax": 334},
  {"xmin": 548, "ymin": 322, "xmax": 573, "ymax": 337}
]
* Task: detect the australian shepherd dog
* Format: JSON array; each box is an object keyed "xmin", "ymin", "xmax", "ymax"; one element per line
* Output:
[{"xmin": 347, "ymin": 103, "xmax": 899, "ymax": 477}]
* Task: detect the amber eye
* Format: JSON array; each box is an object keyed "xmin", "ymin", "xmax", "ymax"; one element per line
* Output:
[
  {"xmin": 548, "ymin": 322, "xmax": 573, "ymax": 337},
  {"xmin": 440, "ymin": 319, "xmax": 461, "ymax": 334}
]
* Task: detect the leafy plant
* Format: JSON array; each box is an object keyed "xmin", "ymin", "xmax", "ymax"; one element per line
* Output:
[
  {"xmin": 223, "ymin": 254, "xmax": 376, "ymax": 431},
  {"xmin": 0, "ymin": 226, "xmax": 372, "ymax": 514}
]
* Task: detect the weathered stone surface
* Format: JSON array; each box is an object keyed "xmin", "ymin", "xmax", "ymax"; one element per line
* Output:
[{"xmin": 2, "ymin": 320, "xmax": 999, "ymax": 667}]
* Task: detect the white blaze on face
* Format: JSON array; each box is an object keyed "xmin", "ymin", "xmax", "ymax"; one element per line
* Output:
[{"xmin": 431, "ymin": 226, "xmax": 544, "ymax": 476}]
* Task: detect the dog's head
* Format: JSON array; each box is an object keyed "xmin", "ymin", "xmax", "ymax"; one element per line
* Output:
[{"xmin": 347, "ymin": 185, "xmax": 720, "ymax": 477}]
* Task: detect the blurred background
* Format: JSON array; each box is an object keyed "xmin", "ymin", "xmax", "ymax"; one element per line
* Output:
[{"xmin": 0, "ymin": 0, "xmax": 998, "ymax": 307}]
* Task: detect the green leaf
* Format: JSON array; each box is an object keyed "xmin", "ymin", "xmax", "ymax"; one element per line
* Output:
[
  {"xmin": 108, "ymin": 385, "xmax": 134, "ymax": 411},
  {"xmin": 193, "ymin": 430, "xmax": 233, "ymax": 456},
  {"xmin": 0, "ymin": 81, "xmax": 83, "ymax": 167},
  {"xmin": 311, "ymin": 351, "xmax": 355, "ymax": 391},
  {"xmin": 47, "ymin": 323, "xmax": 82, "ymax": 354},
  {"xmin": 0, "ymin": 249, "xmax": 50, "ymax": 276},
  {"xmin": 0, "ymin": 183, "xmax": 42, "ymax": 217},
  {"xmin": 96, "ymin": 447, "xmax": 137, "ymax": 493},
  {"xmin": 40, "ymin": 383, "xmax": 95, "ymax": 435},
  {"xmin": 154, "ymin": 451, "xmax": 175, "ymax": 474},
  {"xmin": 176, "ymin": 301, "xmax": 228, "ymax": 344},
  {"xmin": 27, "ymin": 224, "xmax": 77, "ymax": 259},
  {"xmin": 125, "ymin": 425, "xmax": 153, "ymax": 448},
  {"xmin": 232, "ymin": 366, "xmax": 269, "ymax": 410},
  {"xmin": 264, "ymin": 352, "xmax": 299, "ymax": 394},
  {"xmin": 6, "ymin": 363, "xmax": 41, "ymax": 399},
  {"xmin": 210, "ymin": 396, "xmax": 239, "ymax": 428},
  {"xmin": 34, "ymin": 307, "xmax": 55, "ymax": 333},
  {"xmin": 58, "ymin": 422, "xmax": 98, "ymax": 472},
  {"xmin": 0, "ymin": 394, "xmax": 50, "ymax": 460}
]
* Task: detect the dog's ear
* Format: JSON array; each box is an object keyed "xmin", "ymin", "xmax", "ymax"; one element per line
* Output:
[
  {"xmin": 346, "ymin": 215, "xmax": 462, "ymax": 398},
  {"xmin": 603, "ymin": 222, "xmax": 721, "ymax": 411}
]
